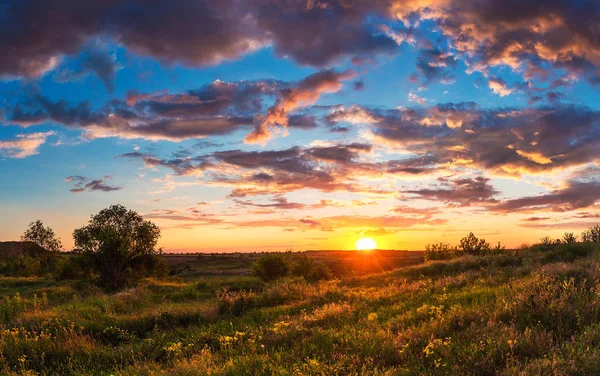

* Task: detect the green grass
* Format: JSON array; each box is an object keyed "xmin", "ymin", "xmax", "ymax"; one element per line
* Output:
[{"xmin": 2, "ymin": 244, "xmax": 600, "ymax": 375}]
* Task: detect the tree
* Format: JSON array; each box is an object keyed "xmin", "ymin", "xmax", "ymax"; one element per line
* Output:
[
  {"xmin": 21, "ymin": 220, "xmax": 62, "ymax": 252},
  {"xmin": 582, "ymin": 225, "xmax": 600, "ymax": 243},
  {"xmin": 459, "ymin": 233, "xmax": 491, "ymax": 255},
  {"xmin": 562, "ymin": 232, "xmax": 577, "ymax": 244},
  {"xmin": 539, "ymin": 236, "xmax": 553, "ymax": 246},
  {"xmin": 73, "ymin": 205, "xmax": 162, "ymax": 290}
]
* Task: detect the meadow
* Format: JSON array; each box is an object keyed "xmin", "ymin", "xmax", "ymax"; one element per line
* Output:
[{"xmin": 2, "ymin": 240, "xmax": 600, "ymax": 375}]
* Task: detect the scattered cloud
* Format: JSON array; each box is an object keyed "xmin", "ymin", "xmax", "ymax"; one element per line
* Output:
[
  {"xmin": 65, "ymin": 175, "xmax": 121, "ymax": 193},
  {"xmin": 0, "ymin": 131, "xmax": 55, "ymax": 158}
]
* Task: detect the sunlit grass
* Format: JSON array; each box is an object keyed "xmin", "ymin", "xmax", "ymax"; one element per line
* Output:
[{"xmin": 1, "ymin": 243, "xmax": 600, "ymax": 374}]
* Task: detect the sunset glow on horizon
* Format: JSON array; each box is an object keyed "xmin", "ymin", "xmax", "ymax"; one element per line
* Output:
[
  {"xmin": 356, "ymin": 238, "xmax": 377, "ymax": 251},
  {"xmin": 1, "ymin": 1, "xmax": 600, "ymax": 252}
]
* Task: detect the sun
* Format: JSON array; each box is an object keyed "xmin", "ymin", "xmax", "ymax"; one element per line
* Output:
[{"xmin": 356, "ymin": 237, "xmax": 377, "ymax": 251}]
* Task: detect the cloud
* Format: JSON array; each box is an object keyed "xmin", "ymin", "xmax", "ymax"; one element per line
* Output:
[
  {"xmin": 492, "ymin": 180, "xmax": 600, "ymax": 213},
  {"xmin": 0, "ymin": 0, "xmax": 401, "ymax": 80},
  {"xmin": 119, "ymin": 142, "xmax": 424, "ymax": 197},
  {"xmin": 408, "ymin": 92, "xmax": 427, "ymax": 105},
  {"xmin": 358, "ymin": 228, "xmax": 398, "ymax": 237},
  {"xmin": 0, "ymin": 131, "xmax": 55, "ymax": 158},
  {"xmin": 65, "ymin": 175, "xmax": 121, "ymax": 193},
  {"xmin": 0, "ymin": 0, "xmax": 265, "ymax": 79},
  {"xmin": 7, "ymin": 71, "xmax": 348, "ymax": 145},
  {"xmin": 53, "ymin": 44, "xmax": 122, "ymax": 91},
  {"xmin": 488, "ymin": 77, "xmax": 513, "ymax": 97},
  {"xmin": 413, "ymin": 48, "xmax": 456, "ymax": 86},
  {"xmin": 245, "ymin": 69, "xmax": 356, "ymax": 144},
  {"xmin": 8, "ymin": 78, "xmax": 286, "ymax": 141},
  {"xmin": 364, "ymin": 103, "xmax": 600, "ymax": 176},
  {"xmin": 403, "ymin": 176, "xmax": 499, "ymax": 206},
  {"xmin": 254, "ymin": 0, "xmax": 398, "ymax": 67}
]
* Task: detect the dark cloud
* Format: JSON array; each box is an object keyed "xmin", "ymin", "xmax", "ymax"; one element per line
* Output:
[
  {"xmin": 403, "ymin": 176, "xmax": 499, "ymax": 206},
  {"xmin": 492, "ymin": 181, "xmax": 600, "ymax": 213},
  {"xmin": 7, "ymin": 71, "xmax": 349, "ymax": 144},
  {"xmin": 2, "ymin": 0, "xmax": 599, "ymax": 91},
  {"xmin": 54, "ymin": 45, "xmax": 121, "ymax": 91},
  {"xmin": 118, "ymin": 142, "xmax": 403, "ymax": 196},
  {"xmin": 65, "ymin": 175, "xmax": 121, "ymax": 193},
  {"xmin": 342, "ymin": 103, "xmax": 600, "ymax": 176},
  {"xmin": 0, "ymin": 0, "xmax": 400, "ymax": 82},
  {"xmin": 245, "ymin": 69, "xmax": 356, "ymax": 144},
  {"xmin": 0, "ymin": 0, "xmax": 264, "ymax": 79},
  {"xmin": 412, "ymin": 48, "xmax": 456, "ymax": 86},
  {"xmin": 254, "ymin": 0, "xmax": 398, "ymax": 67}
]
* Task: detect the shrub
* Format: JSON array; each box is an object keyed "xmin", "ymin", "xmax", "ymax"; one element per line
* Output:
[
  {"xmin": 424, "ymin": 242, "xmax": 454, "ymax": 261},
  {"xmin": 253, "ymin": 254, "xmax": 290, "ymax": 281},
  {"xmin": 458, "ymin": 233, "xmax": 491, "ymax": 255},
  {"xmin": 562, "ymin": 232, "xmax": 577, "ymax": 244},
  {"xmin": 539, "ymin": 236, "xmax": 553, "ymax": 246},
  {"xmin": 307, "ymin": 262, "xmax": 333, "ymax": 282},
  {"xmin": 73, "ymin": 204, "xmax": 166, "ymax": 290},
  {"xmin": 253, "ymin": 252, "xmax": 333, "ymax": 282}
]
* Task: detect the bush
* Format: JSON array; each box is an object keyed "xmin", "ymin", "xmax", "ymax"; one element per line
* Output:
[
  {"xmin": 424, "ymin": 242, "xmax": 454, "ymax": 261},
  {"xmin": 253, "ymin": 252, "xmax": 334, "ymax": 282},
  {"xmin": 253, "ymin": 254, "xmax": 290, "ymax": 281},
  {"xmin": 307, "ymin": 262, "xmax": 333, "ymax": 282},
  {"xmin": 562, "ymin": 232, "xmax": 577, "ymax": 244}
]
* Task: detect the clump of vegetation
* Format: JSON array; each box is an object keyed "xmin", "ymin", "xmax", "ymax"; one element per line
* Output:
[
  {"xmin": 253, "ymin": 252, "xmax": 332, "ymax": 282},
  {"xmin": 425, "ymin": 233, "xmax": 502, "ymax": 261},
  {"xmin": 424, "ymin": 242, "xmax": 454, "ymax": 261},
  {"xmin": 73, "ymin": 204, "xmax": 168, "ymax": 290}
]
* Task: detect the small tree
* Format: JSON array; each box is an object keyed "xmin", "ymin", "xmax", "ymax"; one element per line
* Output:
[
  {"xmin": 73, "ymin": 205, "xmax": 162, "ymax": 290},
  {"xmin": 562, "ymin": 232, "xmax": 577, "ymax": 244},
  {"xmin": 21, "ymin": 220, "xmax": 62, "ymax": 252},
  {"xmin": 459, "ymin": 233, "xmax": 491, "ymax": 255},
  {"xmin": 582, "ymin": 225, "xmax": 600, "ymax": 243},
  {"xmin": 539, "ymin": 236, "xmax": 553, "ymax": 246}
]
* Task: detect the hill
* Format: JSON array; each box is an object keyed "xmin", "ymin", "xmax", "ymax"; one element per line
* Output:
[
  {"xmin": 1, "ymin": 242, "xmax": 600, "ymax": 374},
  {"xmin": 0, "ymin": 241, "xmax": 49, "ymax": 260}
]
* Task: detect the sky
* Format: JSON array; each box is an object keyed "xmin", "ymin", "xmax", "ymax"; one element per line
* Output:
[{"xmin": 1, "ymin": 0, "xmax": 600, "ymax": 252}]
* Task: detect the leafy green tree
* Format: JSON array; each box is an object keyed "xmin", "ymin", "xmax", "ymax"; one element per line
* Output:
[
  {"xmin": 459, "ymin": 233, "xmax": 491, "ymax": 255},
  {"xmin": 73, "ymin": 205, "xmax": 163, "ymax": 290},
  {"xmin": 21, "ymin": 220, "xmax": 62, "ymax": 252}
]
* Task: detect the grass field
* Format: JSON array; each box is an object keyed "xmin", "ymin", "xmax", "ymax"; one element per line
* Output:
[{"xmin": 2, "ymin": 244, "xmax": 600, "ymax": 375}]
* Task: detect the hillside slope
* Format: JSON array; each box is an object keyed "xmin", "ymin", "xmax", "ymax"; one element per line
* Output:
[
  {"xmin": 2, "ymin": 243, "xmax": 600, "ymax": 375},
  {"xmin": 0, "ymin": 241, "xmax": 48, "ymax": 260}
]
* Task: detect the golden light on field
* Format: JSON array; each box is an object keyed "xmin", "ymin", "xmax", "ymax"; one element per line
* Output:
[{"xmin": 356, "ymin": 237, "xmax": 377, "ymax": 251}]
